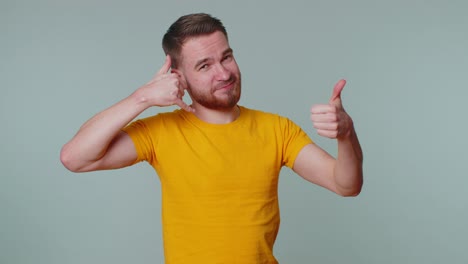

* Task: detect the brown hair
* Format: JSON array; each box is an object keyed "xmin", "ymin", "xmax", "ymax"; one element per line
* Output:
[{"xmin": 162, "ymin": 13, "xmax": 228, "ymax": 68}]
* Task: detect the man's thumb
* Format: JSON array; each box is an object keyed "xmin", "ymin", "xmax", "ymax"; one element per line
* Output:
[{"xmin": 329, "ymin": 79, "xmax": 346, "ymax": 106}]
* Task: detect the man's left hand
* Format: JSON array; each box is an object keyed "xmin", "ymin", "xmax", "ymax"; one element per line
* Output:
[{"xmin": 310, "ymin": 79, "xmax": 354, "ymax": 139}]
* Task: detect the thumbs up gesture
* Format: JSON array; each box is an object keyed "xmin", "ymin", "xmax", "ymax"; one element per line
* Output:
[{"xmin": 310, "ymin": 79, "xmax": 353, "ymax": 139}]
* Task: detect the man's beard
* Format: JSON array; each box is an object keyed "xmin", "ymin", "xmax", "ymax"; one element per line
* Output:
[{"xmin": 187, "ymin": 76, "xmax": 241, "ymax": 110}]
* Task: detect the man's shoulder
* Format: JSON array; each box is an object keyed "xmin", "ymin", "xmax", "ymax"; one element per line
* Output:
[{"xmin": 240, "ymin": 106, "xmax": 305, "ymax": 134}]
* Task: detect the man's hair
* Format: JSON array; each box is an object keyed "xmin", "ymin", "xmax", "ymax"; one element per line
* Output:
[{"xmin": 162, "ymin": 13, "xmax": 228, "ymax": 68}]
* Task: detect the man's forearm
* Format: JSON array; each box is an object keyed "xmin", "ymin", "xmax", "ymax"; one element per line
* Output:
[
  {"xmin": 61, "ymin": 91, "xmax": 149, "ymax": 170},
  {"xmin": 334, "ymin": 126, "xmax": 363, "ymax": 196}
]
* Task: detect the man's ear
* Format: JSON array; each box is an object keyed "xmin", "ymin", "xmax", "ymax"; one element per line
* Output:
[{"xmin": 171, "ymin": 68, "xmax": 188, "ymax": 90}]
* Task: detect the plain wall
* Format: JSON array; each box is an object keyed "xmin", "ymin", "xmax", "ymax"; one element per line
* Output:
[{"xmin": 2, "ymin": 0, "xmax": 467, "ymax": 263}]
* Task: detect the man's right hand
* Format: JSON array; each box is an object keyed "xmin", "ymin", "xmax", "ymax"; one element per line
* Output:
[
  {"xmin": 61, "ymin": 55, "xmax": 195, "ymax": 172},
  {"xmin": 138, "ymin": 55, "xmax": 194, "ymax": 112}
]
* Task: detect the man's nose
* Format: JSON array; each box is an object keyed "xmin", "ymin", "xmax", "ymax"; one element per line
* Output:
[{"xmin": 215, "ymin": 64, "xmax": 230, "ymax": 80}]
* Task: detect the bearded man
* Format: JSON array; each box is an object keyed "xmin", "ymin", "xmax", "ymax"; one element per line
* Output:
[{"xmin": 61, "ymin": 13, "xmax": 363, "ymax": 264}]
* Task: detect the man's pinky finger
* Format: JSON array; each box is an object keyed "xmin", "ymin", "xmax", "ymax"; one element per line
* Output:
[
  {"xmin": 175, "ymin": 99, "xmax": 194, "ymax": 112},
  {"xmin": 317, "ymin": 129, "xmax": 338, "ymax": 139}
]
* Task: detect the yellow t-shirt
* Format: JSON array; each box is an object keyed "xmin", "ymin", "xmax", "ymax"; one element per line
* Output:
[{"xmin": 123, "ymin": 106, "xmax": 313, "ymax": 264}]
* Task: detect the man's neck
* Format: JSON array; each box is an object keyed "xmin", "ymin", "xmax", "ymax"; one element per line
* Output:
[{"xmin": 191, "ymin": 104, "xmax": 240, "ymax": 124}]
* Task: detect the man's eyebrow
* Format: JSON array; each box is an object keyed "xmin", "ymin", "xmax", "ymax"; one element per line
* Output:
[
  {"xmin": 194, "ymin": 58, "xmax": 210, "ymax": 69},
  {"xmin": 223, "ymin": 48, "xmax": 233, "ymax": 56},
  {"xmin": 194, "ymin": 48, "xmax": 234, "ymax": 69}
]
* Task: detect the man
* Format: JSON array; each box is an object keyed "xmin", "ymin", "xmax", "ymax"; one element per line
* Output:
[{"xmin": 61, "ymin": 13, "xmax": 363, "ymax": 264}]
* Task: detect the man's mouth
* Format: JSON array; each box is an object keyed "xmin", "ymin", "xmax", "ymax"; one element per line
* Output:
[{"xmin": 215, "ymin": 80, "xmax": 235, "ymax": 91}]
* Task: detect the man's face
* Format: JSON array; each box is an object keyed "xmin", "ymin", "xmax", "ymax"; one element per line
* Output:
[{"xmin": 175, "ymin": 31, "xmax": 241, "ymax": 110}]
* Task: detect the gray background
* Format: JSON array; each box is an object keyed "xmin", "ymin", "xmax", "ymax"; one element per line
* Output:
[{"xmin": 2, "ymin": 0, "xmax": 467, "ymax": 263}]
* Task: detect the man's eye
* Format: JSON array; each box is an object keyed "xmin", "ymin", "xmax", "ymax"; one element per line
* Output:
[{"xmin": 199, "ymin": 64, "xmax": 208, "ymax": 70}]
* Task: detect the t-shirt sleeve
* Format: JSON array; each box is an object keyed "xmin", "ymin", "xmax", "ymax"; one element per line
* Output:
[
  {"xmin": 281, "ymin": 117, "xmax": 314, "ymax": 169},
  {"xmin": 121, "ymin": 117, "xmax": 159, "ymax": 165}
]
